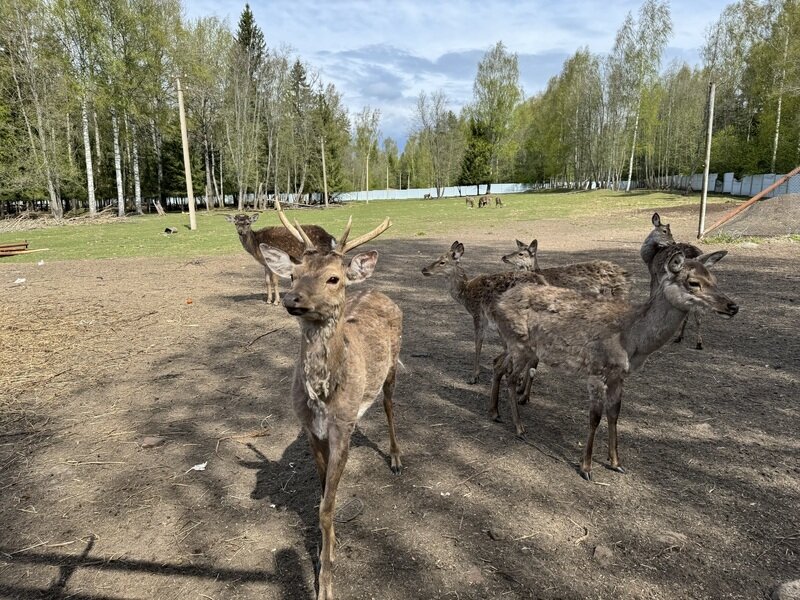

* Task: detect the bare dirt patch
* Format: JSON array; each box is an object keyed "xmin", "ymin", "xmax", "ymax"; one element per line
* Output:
[
  {"xmin": 716, "ymin": 193, "xmax": 800, "ymax": 237},
  {"xmin": 1, "ymin": 204, "xmax": 798, "ymax": 599}
]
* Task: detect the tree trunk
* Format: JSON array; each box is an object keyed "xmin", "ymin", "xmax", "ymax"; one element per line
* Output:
[
  {"xmin": 93, "ymin": 109, "xmax": 102, "ymax": 177},
  {"xmin": 625, "ymin": 102, "xmax": 641, "ymax": 192},
  {"xmin": 150, "ymin": 118, "xmax": 163, "ymax": 210},
  {"xmin": 81, "ymin": 97, "xmax": 97, "ymax": 215},
  {"xmin": 771, "ymin": 35, "xmax": 789, "ymax": 173},
  {"xmin": 210, "ymin": 137, "xmax": 221, "ymax": 206},
  {"xmin": 111, "ymin": 109, "xmax": 125, "ymax": 217},
  {"xmin": 130, "ymin": 119, "xmax": 142, "ymax": 215},
  {"xmin": 204, "ymin": 129, "xmax": 213, "ymax": 212},
  {"xmin": 66, "ymin": 112, "xmax": 74, "ymax": 168}
]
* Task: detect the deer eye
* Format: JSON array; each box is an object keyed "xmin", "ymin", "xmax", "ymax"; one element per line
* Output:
[
  {"xmin": 327, "ymin": 276, "xmax": 340, "ymax": 285},
  {"xmin": 439, "ymin": 261, "xmax": 446, "ymax": 265},
  {"xmin": 688, "ymin": 280, "xmax": 701, "ymax": 289}
]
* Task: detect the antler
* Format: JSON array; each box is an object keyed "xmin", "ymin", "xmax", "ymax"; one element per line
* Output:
[
  {"xmin": 338, "ymin": 217, "xmax": 392, "ymax": 254},
  {"xmin": 275, "ymin": 199, "xmax": 316, "ymax": 252}
]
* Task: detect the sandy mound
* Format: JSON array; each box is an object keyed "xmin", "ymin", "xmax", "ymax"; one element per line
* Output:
[{"xmin": 717, "ymin": 193, "xmax": 800, "ymax": 237}]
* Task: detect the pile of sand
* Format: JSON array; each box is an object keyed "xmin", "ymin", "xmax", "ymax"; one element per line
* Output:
[{"xmin": 717, "ymin": 193, "xmax": 800, "ymax": 237}]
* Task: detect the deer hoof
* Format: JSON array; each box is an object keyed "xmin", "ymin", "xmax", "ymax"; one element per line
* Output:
[
  {"xmin": 694, "ymin": 342, "xmax": 704, "ymax": 350},
  {"xmin": 579, "ymin": 469, "xmax": 593, "ymax": 482},
  {"xmin": 673, "ymin": 336, "xmax": 683, "ymax": 344},
  {"xmin": 517, "ymin": 397, "xmax": 529, "ymax": 405},
  {"xmin": 390, "ymin": 461, "xmax": 403, "ymax": 476},
  {"xmin": 514, "ymin": 429, "xmax": 527, "ymax": 441},
  {"xmin": 606, "ymin": 464, "xmax": 626, "ymax": 474}
]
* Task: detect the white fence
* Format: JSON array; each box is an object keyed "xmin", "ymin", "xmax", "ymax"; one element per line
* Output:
[
  {"xmin": 338, "ymin": 182, "xmax": 535, "ymax": 202},
  {"xmin": 647, "ymin": 172, "xmax": 800, "ymax": 198}
]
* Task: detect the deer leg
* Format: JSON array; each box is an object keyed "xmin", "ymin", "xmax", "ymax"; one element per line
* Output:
[
  {"xmin": 489, "ymin": 352, "xmax": 508, "ymax": 421},
  {"xmin": 605, "ymin": 377, "xmax": 626, "ymax": 474},
  {"xmin": 382, "ymin": 368, "xmax": 403, "ymax": 475},
  {"xmin": 468, "ymin": 315, "xmax": 484, "ymax": 384},
  {"xmin": 693, "ymin": 311, "xmax": 703, "ymax": 350},
  {"xmin": 517, "ymin": 357, "xmax": 538, "ymax": 405},
  {"xmin": 306, "ymin": 431, "xmax": 330, "ymax": 493},
  {"xmin": 317, "ymin": 425, "xmax": 353, "ymax": 600},
  {"xmin": 504, "ymin": 362, "xmax": 526, "ymax": 438},
  {"xmin": 264, "ymin": 266, "xmax": 272, "ymax": 303},
  {"xmin": 674, "ymin": 314, "xmax": 689, "ymax": 344},
  {"xmin": 270, "ymin": 270, "xmax": 281, "ymax": 305},
  {"xmin": 580, "ymin": 377, "xmax": 606, "ymax": 481}
]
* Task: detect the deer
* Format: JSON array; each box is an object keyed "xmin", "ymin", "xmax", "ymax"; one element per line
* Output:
[
  {"xmin": 257, "ymin": 211, "xmax": 400, "ymax": 600},
  {"xmin": 423, "ymin": 193, "xmax": 432, "ymax": 199},
  {"xmin": 421, "ymin": 242, "xmax": 547, "ymax": 392},
  {"xmin": 490, "ymin": 246, "xmax": 737, "ymax": 480},
  {"xmin": 641, "ymin": 212, "xmax": 707, "ymax": 348},
  {"xmin": 478, "ymin": 195, "xmax": 490, "ymax": 208},
  {"xmin": 226, "ymin": 210, "xmax": 336, "ymax": 305},
  {"xmin": 495, "ymin": 196, "xmax": 503, "ymax": 207},
  {"xmin": 465, "ymin": 197, "xmax": 475, "ymax": 208}
]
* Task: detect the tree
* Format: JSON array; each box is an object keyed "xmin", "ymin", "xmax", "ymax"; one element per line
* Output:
[
  {"xmin": 470, "ymin": 41, "xmax": 523, "ymax": 187},
  {"xmin": 353, "ymin": 106, "xmax": 380, "ymax": 201},
  {"xmin": 459, "ymin": 117, "xmax": 491, "ymax": 194}
]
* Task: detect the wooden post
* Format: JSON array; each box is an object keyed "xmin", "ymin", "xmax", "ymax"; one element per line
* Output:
[
  {"xmin": 175, "ymin": 77, "xmax": 196, "ymax": 230},
  {"xmin": 321, "ymin": 136, "xmax": 329, "ymax": 208},
  {"xmin": 365, "ymin": 151, "xmax": 370, "ymax": 204},
  {"xmin": 386, "ymin": 161, "xmax": 389, "ymax": 200},
  {"xmin": 698, "ymin": 82, "xmax": 716, "ymax": 239}
]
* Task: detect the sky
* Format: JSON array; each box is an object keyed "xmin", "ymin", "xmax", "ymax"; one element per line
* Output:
[{"xmin": 186, "ymin": 0, "xmax": 730, "ymax": 150}]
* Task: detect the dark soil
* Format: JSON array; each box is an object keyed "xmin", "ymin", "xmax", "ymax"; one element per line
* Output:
[{"xmin": 1, "ymin": 204, "xmax": 798, "ymax": 599}]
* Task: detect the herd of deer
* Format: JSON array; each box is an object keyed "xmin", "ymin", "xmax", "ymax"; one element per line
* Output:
[
  {"xmin": 228, "ymin": 204, "xmax": 738, "ymax": 599},
  {"xmin": 465, "ymin": 194, "xmax": 503, "ymax": 208}
]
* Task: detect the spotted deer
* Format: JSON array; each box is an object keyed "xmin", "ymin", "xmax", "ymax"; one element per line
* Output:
[
  {"xmin": 641, "ymin": 212, "xmax": 707, "ymax": 348},
  {"xmin": 421, "ymin": 242, "xmax": 546, "ymax": 390},
  {"xmin": 258, "ymin": 212, "xmax": 400, "ymax": 600},
  {"xmin": 226, "ymin": 210, "xmax": 335, "ymax": 305},
  {"xmin": 491, "ymin": 246, "xmax": 737, "ymax": 479},
  {"xmin": 465, "ymin": 197, "xmax": 475, "ymax": 208}
]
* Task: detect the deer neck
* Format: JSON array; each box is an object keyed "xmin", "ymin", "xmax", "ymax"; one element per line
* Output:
[
  {"xmin": 621, "ymin": 290, "xmax": 688, "ymax": 370},
  {"xmin": 298, "ymin": 314, "xmax": 346, "ymax": 404},
  {"xmin": 238, "ymin": 229, "xmax": 262, "ymax": 262},
  {"xmin": 449, "ymin": 263, "xmax": 470, "ymax": 306}
]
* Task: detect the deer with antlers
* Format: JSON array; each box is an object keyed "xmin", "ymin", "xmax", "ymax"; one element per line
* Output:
[
  {"xmin": 258, "ymin": 209, "xmax": 400, "ymax": 600},
  {"xmin": 226, "ymin": 211, "xmax": 335, "ymax": 305}
]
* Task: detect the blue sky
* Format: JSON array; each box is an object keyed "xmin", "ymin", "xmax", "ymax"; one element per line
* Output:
[{"xmin": 186, "ymin": 0, "xmax": 729, "ymax": 149}]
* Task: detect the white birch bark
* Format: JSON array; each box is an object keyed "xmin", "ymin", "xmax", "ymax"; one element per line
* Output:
[
  {"xmin": 111, "ymin": 109, "xmax": 125, "ymax": 216},
  {"xmin": 130, "ymin": 120, "xmax": 142, "ymax": 214},
  {"xmin": 81, "ymin": 97, "xmax": 97, "ymax": 215}
]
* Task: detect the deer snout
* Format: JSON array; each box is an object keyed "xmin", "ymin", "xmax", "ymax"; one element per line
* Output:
[
  {"xmin": 421, "ymin": 267, "xmax": 432, "ymax": 276},
  {"xmin": 283, "ymin": 291, "xmax": 310, "ymax": 316},
  {"xmin": 501, "ymin": 255, "xmax": 511, "ymax": 264},
  {"xmin": 716, "ymin": 299, "xmax": 739, "ymax": 318}
]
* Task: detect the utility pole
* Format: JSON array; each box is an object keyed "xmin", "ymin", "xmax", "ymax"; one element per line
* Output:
[
  {"xmin": 321, "ymin": 136, "xmax": 329, "ymax": 208},
  {"xmin": 175, "ymin": 76, "xmax": 196, "ymax": 230},
  {"xmin": 698, "ymin": 81, "xmax": 716, "ymax": 239}
]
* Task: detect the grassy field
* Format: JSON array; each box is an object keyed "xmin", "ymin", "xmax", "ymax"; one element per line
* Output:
[{"xmin": 0, "ymin": 190, "xmax": 732, "ymax": 262}]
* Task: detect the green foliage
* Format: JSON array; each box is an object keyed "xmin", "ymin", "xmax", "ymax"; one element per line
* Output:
[{"xmin": 459, "ymin": 118, "xmax": 492, "ymax": 189}]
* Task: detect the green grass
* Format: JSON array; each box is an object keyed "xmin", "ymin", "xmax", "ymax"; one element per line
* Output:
[{"xmin": 0, "ymin": 190, "xmax": 728, "ymax": 263}]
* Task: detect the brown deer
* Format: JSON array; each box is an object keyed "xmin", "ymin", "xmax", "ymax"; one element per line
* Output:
[
  {"xmin": 494, "ymin": 239, "xmax": 630, "ymax": 409},
  {"xmin": 258, "ymin": 212, "xmax": 400, "ymax": 600},
  {"xmin": 641, "ymin": 212, "xmax": 706, "ymax": 348},
  {"xmin": 465, "ymin": 197, "xmax": 475, "ymax": 208},
  {"xmin": 495, "ymin": 196, "xmax": 503, "ymax": 207},
  {"xmin": 478, "ymin": 195, "xmax": 490, "ymax": 208},
  {"xmin": 421, "ymin": 242, "xmax": 546, "ymax": 387},
  {"xmin": 491, "ymin": 246, "xmax": 737, "ymax": 479},
  {"xmin": 501, "ymin": 239, "xmax": 629, "ymax": 298},
  {"xmin": 226, "ymin": 211, "xmax": 335, "ymax": 305}
]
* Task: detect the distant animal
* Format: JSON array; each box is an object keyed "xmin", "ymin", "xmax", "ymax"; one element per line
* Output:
[
  {"xmin": 226, "ymin": 207, "xmax": 336, "ymax": 305},
  {"xmin": 465, "ymin": 197, "xmax": 475, "ymax": 208},
  {"xmin": 491, "ymin": 246, "xmax": 738, "ymax": 477},
  {"xmin": 495, "ymin": 196, "xmax": 503, "ymax": 207},
  {"xmin": 421, "ymin": 241, "xmax": 546, "ymax": 387},
  {"xmin": 478, "ymin": 196, "xmax": 490, "ymax": 208},
  {"xmin": 423, "ymin": 193, "xmax": 432, "ymax": 199},
  {"xmin": 258, "ymin": 214, "xmax": 400, "ymax": 600},
  {"xmin": 640, "ymin": 212, "xmax": 708, "ymax": 348}
]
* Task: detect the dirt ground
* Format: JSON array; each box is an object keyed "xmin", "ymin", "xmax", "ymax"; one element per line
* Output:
[
  {"xmin": 717, "ymin": 193, "xmax": 800, "ymax": 237},
  {"xmin": 1, "ymin": 200, "xmax": 798, "ymax": 600}
]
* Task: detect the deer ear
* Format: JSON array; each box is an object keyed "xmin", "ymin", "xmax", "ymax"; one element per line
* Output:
[
  {"xmin": 346, "ymin": 250, "xmax": 378, "ymax": 283},
  {"xmin": 652, "ymin": 213, "xmax": 661, "ymax": 227},
  {"xmin": 515, "ymin": 239, "xmax": 526, "ymax": 250},
  {"xmin": 224, "ymin": 215, "xmax": 235, "ymax": 222},
  {"xmin": 452, "ymin": 242, "xmax": 465, "ymax": 260},
  {"xmin": 667, "ymin": 251, "xmax": 685, "ymax": 274},
  {"xmin": 259, "ymin": 244, "xmax": 294, "ymax": 278},
  {"xmin": 250, "ymin": 213, "xmax": 259, "ymax": 222},
  {"xmin": 450, "ymin": 241, "xmax": 460, "ymax": 251},
  {"xmin": 697, "ymin": 250, "xmax": 728, "ymax": 268},
  {"xmin": 529, "ymin": 240, "xmax": 538, "ymax": 253}
]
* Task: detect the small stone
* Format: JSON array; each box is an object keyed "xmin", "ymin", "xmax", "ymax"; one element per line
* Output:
[
  {"xmin": 655, "ymin": 531, "xmax": 688, "ymax": 549},
  {"xmin": 772, "ymin": 580, "xmax": 800, "ymax": 600},
  {"xmin": 740, "ymin": 241, "xmax": 760, "ymax": 249},
  {"xmin": 140, "ymin": 436, "xmax": 166, "ymax": 449},
  {"xmin": 593, "ymin": 544, "xmax": 613, "ymax": 566}
]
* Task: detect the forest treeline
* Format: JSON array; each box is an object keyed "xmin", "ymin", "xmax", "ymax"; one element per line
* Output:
[{"xmin": 1, "ymin": 0, "xmax": 798, "ymax": 217}]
